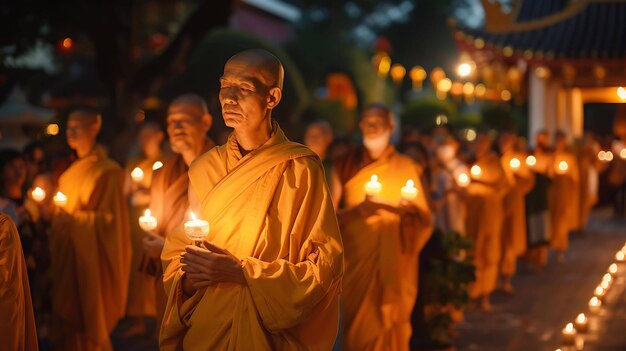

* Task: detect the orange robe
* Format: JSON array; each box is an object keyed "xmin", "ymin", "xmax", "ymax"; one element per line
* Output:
[
  {"xmin": 0, "ymin": 213, "xmax": 38, "ymax": 351},
  {"xmin": 160, "ymin": 124, "xmax": 343, "ymax": 351},
  {"xmin": 549, "ymin": 149, "xmax": 580, "ymax": 251},
  {"xmin": 125, "ymin": 155, "xmax": 161, "ymax": 318},
  {"xmin": 466, "ymin": 152, "xmax": 509, "ymax": 298},
  {"xmin": 500, "ymin": 151, "xmax": 535, "ymax": 277},
  {"xmin": 49, "ymin": 145, "xmax": 131, "ymax": 351},
  {"xmin": 337, "ymin": 146, "xmax": 432, "ymax": 351}
]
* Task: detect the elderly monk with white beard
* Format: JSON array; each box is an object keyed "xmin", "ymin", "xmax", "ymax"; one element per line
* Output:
[
  {"xmin": 159, "ymin": 49, "xmax": 343, "ymax": 351},
  {"xmin": 330, "ymin": 104, "xmax": 432, "ymax": 351}
]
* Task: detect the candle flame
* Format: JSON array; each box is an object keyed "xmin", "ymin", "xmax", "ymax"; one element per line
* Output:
[
  {"xmin": 603, "ymin": 273, "xmax": 612, "ymax": 283},
  {"xmin": 509, "ymin": 158, "xmax": 520, "ymax": 169},
  {"xmin": 558, "ymin": 161, "xmax": 568, "ymax": 172},
  {"xmin": 190, "ymin": 211, "xmax": 197, "ymax": 221},
  {"xmin": 371, "ymin": 174, "xmax": 378, "ymax": 182},
  {"xmin": 131, "ymin": 167, "xmax": 144, "ymax": 180},
  {"xmin": 595, "ymin": 286, "xmax": 605, "ymax": 296},
  {"xmin": 152, "ymin": 161, "xmax": 164, "ymax": 171},
  {"xmin": 457, "ymin": 172, "xmax": 470, "ymax": 186},
  {"xmin": 54, "ymin": 192, "xmax": 67, "ymax": 201},
  {"xmin": 470, "ymin": 165, "xmax": 481, "ymax": 176},
  {"xmin": 616, "ymin": 251, "xmax": 625, "ymax": 261},
  {"xmin": 564, "ymin": 323, "xmax": 574, "ymax": 333},
  {"xmin": 621, "ymin": 148, "xmax": 626, "ymax": 159},
  {"xmin": 576, "ymin": 313, "xmax": 586, "ymax": 323},
  {"xmin": 144, "ymin": 209, "xmax": 152, "ymax": 217},
  {"xmin": 601, "ymin": 280, "xmax": 610, "ymax": 289},
  {"xmin": 406, "ymin": 179, "xmax": 414, "ymax": 188},
  {"xmin": 526, "ymin": 155, "xmax": 537, "ymax": 167},
  {"xmin": 32, "ymin": 187, "xmax": 46, "ymax": 201},
  {"xmin": 609, "ymin": 263, "xmax": 618, "ymax": 274}
]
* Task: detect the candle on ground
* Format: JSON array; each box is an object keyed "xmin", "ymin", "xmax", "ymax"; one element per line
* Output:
[
  {"xmin": 562, "ymin": 323, "xmax": 576, "ymax": 345},
  {"xmin": 574, "ymin": 313, "xmax": 588, "ymax": 333},
  {"xmin": 588, "ymin": 296, "xmax": 602, "ymax": 314}
]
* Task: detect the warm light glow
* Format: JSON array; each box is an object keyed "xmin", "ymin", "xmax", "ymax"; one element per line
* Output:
[
  {"xmin": 409, "ymin": 66, "xmax": 427, "ymax": 81},
  {"xmin": 509, "ymin": 157, "xmax": 521, "ymax": 170},
  {"xmin": 462, "ymin": 82, "xmax": 474, "ymax": 95},
  {"xmin": 46, "ymin": 123, "xmax": 59, "ymax": 136},
  {"xmin": 617, "ymin": 251, "xmax": 625, "ymax": 262},
  {"xmin": 131, "ymin": 167, "xmax": 144, "ymax": 182},
  {"xmin": 598, "ymin": 150, "xmax": 606, "ymax": 161},
  {"xmin": 54, "ymin": 191, "xmax": 67, "ymax": 207},
  {"xmin": 437, "ymin": 78, "xmax": 452, "ymax": 92},
  {"xmin": 62, "ymin": 37, "xmax": 73, "ymax": 49},
  {"xmin": 557, "ymin": 161, "xmax": 568, "ymax": 173},
  {"xmin": 526, "ymin": 155, "xmax": 537, "ymax": 167},
  {"xmin": 457, "ymin": 63, "xmax": 472, "ymax": 77},
  {"xmin": 601, "ymin": 279, "xmax": 610, "ymax": 290},
  {"xmin": 589, "ymin": 296, "xmax": 602, "ymax": 312},
  {"xmin": 365, "ymin": 174, "xmax": 382, "ymax": 196},
  {"xmin": 500, "ymin": 90, "xmax": 512, "ymax": 101},
  {"xmin": 618, "ymin": 86, "xmax": 626, "ymax": 100},
  {"xmin": 609, "ymin": 263, "xmax": 618, "ymax": 275},
  {"xmin": 390, "ymin": 63, "xmax": 406, "ymax": 83},
  {"xmin": 190, "ymin": 211, "xmax": 197, "ymax": 221},
  {"xmin": 470, "ymin": 165, "xmax": 482, "ymax": 177},
  {"xmin": 576, "ymin": 313, "xmax": 587, "ymax": 324},
  {"xmin": 563, "ymin": 323, "xmax": 575, "ymax": 334},
  {"xmin": 595, "ymin": 286, "xmax": 605, "ymax": 297},
  {"xmin": 603, "ymin": 273, "xmax": 612, "ymax": 283},
  {"xmin": 474, "ymin": 84, "xmax": 486, "ymax": 98},
  {"xmin": 435, "ymin": 114, "xmax": 448, "ymax": 126},
  {"xmin": 138, "ymin": 209, "xmax": 158, "ymax": 232},
  {"xmin": 401, "ymin": 179, "xmax": 418, "ymax": 199},
  {"xmin": 465, "ymin": 128, "xmax": 477, "ymax": 142},
  {"xmin": 605, "ymin": 151, "xmax": 614, "ymax": 162},
  {"xmin": 31, "ymin": 187, "xmax": 46, "ymax": 202},
  {"xmin": 152, "ymin": 161, "xmax": 164, "ymax": 171},
  {"xmin": 535, "ymin": 66, "xmax": 551, "ymax": 79},
  {"xmin": 378, "ymin": 55, "xmax": 392, "ymax": 77},
  {"xmin": 184, "ymin": 212, "xmax": 210, "ymax": 245},
  {"xmin": 620, "ymin": 148, "xmax": 626, "ymax": 159},
  {"xmin": 457, "ymin": 172, "xmax": 470, "ymax": 187}
]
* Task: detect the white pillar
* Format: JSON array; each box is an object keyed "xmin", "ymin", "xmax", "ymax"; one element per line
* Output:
[{"xmin": 529, "ymin": 70, "xmax": 547, "ymax": 146}]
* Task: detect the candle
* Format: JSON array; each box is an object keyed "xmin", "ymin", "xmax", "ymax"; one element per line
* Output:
[
  {"xmin": 365, "ymin": 175, "xmax": 382, "ymax": 196},
  {"xmin": 470, "ymin": 165, "xmax": 482, "ymax": 178},
  {"xmin": 604, "ymin": 151, "xmax": 614, "ymax": 162},
  {"xmin": 588, "ymin": 296, "xmax": 602, "ymax": 313},
  {"xmin": 457, "ymin": 172, "xmax": 470, "ymax": 187},
  {"xmin": 574, "ymin": 313, "xmax": 588, "ymax": 333},
  {"xmin": 620, "ymin": 148, "xmax": 626, "ymax": 160},
  {"xmin": 601, "ymin": 279, "xmax": 611, "ymax": 290},
  {"xmin": 594, "ymin": 285, "xmax": 606, "ymax": 300},
  {"xmin": 603, "ymin": 273, "xmax": 612, "ymax": 284},
  {"xmin": 616, "ymin": 250, "xmax": 625, "ymax": 262},
  {"xmin": 525, "ymin": 155, "xmax": 537, "ymax": 167},
  {"xmin": 184, "ymin": 212, "xmax": 210, "ymax": 247},
  {"xmin": 509, "ymin": 157, "xmax": 521, "ymax": 171},
  {"xmin": 31, "ymin": 187, "xmax": 46, "ymax": 202},
  {"xmin": 131, "ymin": 167, "xmax": 144, "ymax": 183},
  {"xmin": 401, "ymin": 179, "xmax": 418, "ymax": 199},
  {"xmin": 138, "ymin": 209, "xmax": 157, "ymax": 232},
  {"xmin": 152, "ymin": 161, "xmax": 164, "ymax": 171},
  {"xmin": 556, "ymin": 160, "xmax": 568, "ymax": 174},
  {"xmin": 54, "ymin": 191, "xmax": 67, "ymax": 207},
  {"xmin": 609, "ymin": 263, "xmax": 618, "ymax": 276},
  {"xmin": 562, "ymin": 322, "xmax": 576, "ymax": 345}
]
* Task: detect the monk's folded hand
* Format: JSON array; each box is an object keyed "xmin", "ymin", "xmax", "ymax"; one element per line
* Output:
[
  {"xmin": 142, "ymin": 232, "xmax": 165, "ymax": 259},
  {"xmin": 181, "ymin": 243, "xmax": 246, "ymax": 286}
]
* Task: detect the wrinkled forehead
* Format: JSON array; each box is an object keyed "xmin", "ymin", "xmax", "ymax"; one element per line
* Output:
[
  {"xmin": 168, "ymin": 102, "xmax": 205, "ymax": 120},
  {"xmin": 221, "ymin": 58, "xmax": 277, "ymax": 88}
]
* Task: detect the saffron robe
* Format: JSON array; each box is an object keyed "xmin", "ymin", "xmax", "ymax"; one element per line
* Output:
[
  {"xmin": 336, "ymin": 146, "xmax": 433, "ymax": 351},
  {"xmin": 0, "ymin": 213, "xmax": 38, "ymax": 351},
  {"xmin": 160, "ymin": 125, "xmax": 343, "ymax": 351},
  {"xmin": 49, "ymin": 145, "xmax": 131, "ymax": 351},
  {"xmin": 500, "ymin": 151, "xmax": 535, "ymax": 277},
  {"xmin": 466, "ymin": 151, "xmax": 509, "ymax": 297},
  {"xmin": 549, "ymin": 149, "xmax": 580, "ymax": 251}
]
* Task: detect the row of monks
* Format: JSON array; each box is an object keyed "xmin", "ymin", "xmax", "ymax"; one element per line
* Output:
[{"xmin": 2, "ymin": 49, "xmax": 622, "ymax": 351}]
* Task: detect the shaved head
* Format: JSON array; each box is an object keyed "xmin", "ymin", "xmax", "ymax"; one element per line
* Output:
[
  {"xmin": 69, "ymin": 109, "xmax": 102, "ymax": 130},
  {"xmin": 168, "ymin": 94, "xmax": 209, "ymax": 120},
  {"xmin": 226, "ymin": 49, "xmax": 284, "ymax": 89},
  {"xmin": 66, "ymin": 109, "xmax": 102, "ymax": 154}
]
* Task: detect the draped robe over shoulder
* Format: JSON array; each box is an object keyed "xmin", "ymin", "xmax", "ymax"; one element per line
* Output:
[
  {"xmin": 0, "ymin": 213, "xmax": 38, "ymax": 351},
  {"xmin": 549, "ymin": 150, "xmax": 580, "ymax": 251},
  {"xmin": 335, "ymin": 146, "xmax": 433, "ymax": 351},
  {"xmin": 160, "ymin": 124, "xmax": 343, "ymax": 351},
  {"xmin": 50, "ymin": 146, "xmax": 131, "ymax": 351}
]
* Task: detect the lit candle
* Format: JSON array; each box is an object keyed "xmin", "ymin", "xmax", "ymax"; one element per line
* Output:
[
  {"xmin": 131, "ymin": 167, "xmax": 144, "ymax": 183},
  {"xmin": 456, "ymin": 172, "xmax": 470, "ymax": 187},
  {"xmin": 470, "ymin": 165, "xmax": 482, "ymax": 178},
  {"xmin": 589, "ymin": 296, "xmax": 602, "ymax": 314},
  {"xmin": 604, "ymin": 151, "xmax": 614, "ymax": 162},
  {"xmin": 609, "ymin": 263, "xmax": 618, "ymax": 276},
  {"xmin": 509, "ymin": 157, "xmax": 521, "ymax": 171},
  {"xmin": 574, "ymin": 313, "xmax": 588, "ymax": 333},
  {"xmin": 152, "ymin": 161, "xmax": 164, "ymax": 171},
  {"xmin": 365, "ymin": 175, "xmax": 382, "ymax": 196},
  {"xmin": 53, "ymin": 191, "xmax": 67, "ymax": 207},
  {"xmin": 556, "ymin": 160, "xmax": 568, "ymax": 174},
  {"xmin": 184, "ymin": 212, "xmax": 210, "ymax": 247},
  {"xmin": 594, "ymin": 285, "xmax": 606, "ymax": 300},
  {"xmin": 601, "ymin": 278, "xmax": 611, "ymax": 290},
  {"xmin": 138, "ymin": 209, "xmax": 157, "ymax": 232},
  {"xmin": 603, "ymin": 273, "xmax": 612, "ymax": 284},
  {"xmin": 598, "ymin": 150, "xmax": 606, "ymax": 161},
  {"xmin": 31, "ymin": 187, "xmax": 46, "ymax": 203},
  {"xmin": 616, "ymin": 250, "xmax": 625, "ymax": 262},
  {"xmin": 620, "ymin": 148, "xmax": 626, "ymax": 160},
  {"xmin": 525, "ymin": 155, "xmax": 537, "ymax": 167},
  {"xmin": 562, "ymin": 322, "xmax": 576, "ymax": 346},
  {"xmin": 401, "ymin": 179, "xmax": 418, "ymax": 199}
]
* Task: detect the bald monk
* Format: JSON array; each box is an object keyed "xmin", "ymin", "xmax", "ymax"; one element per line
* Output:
[
  {"xmin": 124, "ymin": 121, "xmax": 164, "ymax": 336},
  {"xmin": 549, "ymin": 131, "xmax": 580, "ymax": 261},
  {"xmin": 0, "ymin": 213, "xmax": 38, "ymax": 351},
  {"xmin": 466, "ymin": 131, "xmax": 509, "ymax": 311},
  {"xmin": 498, "ymin": 132, "xmax": 535, "ymax": 293},
  {"xmin": 49, "ymin": 110, "xmax": 131, "ymax": 351},
  {"xmin": 160, "ymin": 49, "xmax": 343, "ymax": 350},
  {"xmin": 142, "ymin": 94, "xmax": 214, "ymax": 332},
  {"xmin": 330, "ymin": 104, "xmax": 432, "ymax": 351}
]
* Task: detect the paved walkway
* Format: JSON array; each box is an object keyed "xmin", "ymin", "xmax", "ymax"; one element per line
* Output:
[{"xmin": 455, "ymin": 210, "xmax": 626, "ymax": 351}]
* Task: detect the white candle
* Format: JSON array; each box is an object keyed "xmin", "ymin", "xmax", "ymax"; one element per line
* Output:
[
  {"xmin": 588, "ymin": 296, "xmax": 602, "ymax": 313},
  {"xmin": 184, "ymin": 212, "xmax": 210, "ymax": 246},
  {"xmin": 509, "ymin": 157, "xmax": 521, "ymax": 171},
  {"xmin": 401, "ymin": 179, "xmax": 418, "ymax": 199},
  {"xmin": 365, "ymin": 175, "xmax": 382, "ymax": 196},
  {"xmin": 525, "ymin": 155, "xmax": 537, "ymax": 167},
  {"xmin": 31, "ymin": 187, "xmax": 46, "ymax": 202},
  {"xmin": 152, "ymin": 161, "xmax": 164, "ymax": 171},
  {"xmin": 54, "ymin": 191, "xmax": 67, "ymax": 207},
  {"xmin": 562, "ymin": 322, "xmax": 576, "ymax": 345},
  {"xmin": 131, "ymin": 167, "xmax": 144, "ymax": 183},
  {"xmin": 470, "ymin": 165, "xmax": 482, "ymax": 178},
  {"xmin": 456, "ymin": 172, "xmax": 470, "ymax": 187},
  {"xmin": 574, "ymin": 313, "xmax": 588, "ymax": 333},
  {"xmin": 139, "ymin": 209, "xmax": 157, "ymax": 232}
]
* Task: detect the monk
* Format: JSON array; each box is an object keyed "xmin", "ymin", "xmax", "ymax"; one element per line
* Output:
[
  {"xmin": 49, "ymin": 110, "xmax": 131, "ymax": 351},
  {"xmin": 0, "ymin": 213, "xmax": 38, "ymax": 351},
  {"xmin": 330, "ymin": 104, "xmax": 432, "ymax": 351},
  {"xmin": 124, "ymin": 121, "xmax": 164, "ymax": 336},
  {"xmin": 160, "ymin": 49, "xmax": 343, "ymax": 350},
  {"xmin": 303, "ymin": 120, "xmax": 334, "ymax": 181},
  {"xmin": 465, "ymin": 130, "xmax": 509, "ymax": 311},
  {"xmin": 142, "ymin": 94, "xmax": 215, "ymax": 332},
  {"xmin": 498, "ymin": 132, "xmax": 535, "ymax": 293},
  {"xmin": 549, "ymin": 131, "xmax": 580, "ymax": 261}
]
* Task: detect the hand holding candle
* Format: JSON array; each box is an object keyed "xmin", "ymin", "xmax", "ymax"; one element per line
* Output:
[
  {"xmin": 401, "ymin": 179, "xmax": 418, "ymax": 200},
  {"xmin": 31, "ymin": 187, "xmax": 46, "ymax": 203},
  {"xmin": 139, "ymin": 209, "xmax": 158, "ymax": 232},
  {"xmin": 365, "ymin": 174, "xmax": 382, "ymax": 196},
  {"xmin": 185, "ymin": 212, "xmax": 210, "ymax": 247},
  {"xmin": 53, "ymin": 191, "xmax": 67, "ymax": 207}
]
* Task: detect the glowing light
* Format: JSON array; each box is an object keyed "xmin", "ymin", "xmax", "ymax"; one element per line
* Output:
[
  {"xmin": 557, "ymin": 161, "xmax": 568, "ymax": 173},
  {"xmin": 574, "ymin": 313, "xmax": 588, "ymax": 333},
  {"xmin": 474, "ymin": 84, "xmax": 486, "ymax": 98},
  {"xmin": 31, "ymin": 187, "xmax": 46, "ymax": 202},
  {"xmin": 401, "ymin": 179, "xmax": 418, "ymax": 199},
  {"xmin": 535, "ymin": 66, "xmax": 550, "ymax": 79},
  {"xmin": 409, "ymin": 66, "xmax": 427, "ymax": 81},
  {"xmin": 526, "ymin": 155, "xmax": 537, "ymax": 167},
  {"xmin": 131, "ymin": 167, "xmax": 144, "ymax": 182},
  {"xmin": 184, "ymin": 212, "xmax": 210, "ymax": 246},
  {"xmin": 509, "ymin": 157, "xmax": 521, "ymax": 170},
  {"xmin": 435, "ymin": 114, "xmax": 448, "ymax": 126},
  {"xmin": 603, "ymin": 273, "xmax": 612, "ymax": 283},
  {"xmin": 501, "ymin": 90, "xmax": 512, "ymax": 101},
  {"xmin": 618, "ymin": 87, "xmax": 626, "ymax": 100},
  {"xmin": 609, "ymin": 263, "xmax": 618, "ymax": 275},
  {"xmin": 62, "ymin": 37, "xmax": 73, "ymax": 49},
  {"xmin": 589, "ymin": 296, "xmax": 602, "ymax": 313},
  {"xmin": 617, "ymin": 251, "xmax": 625, "ymax": 262},
  {"xmin": 594, "ymin": 286, "xmax": 605, "ymax": 298},
  {"xmin": 390, "ymin": 63, "xmax": 406, "ymax": 83},
  {"xmin": 620, "ymin": 149, "xmax": 626, "ymax": 159},
  {"xmin": 378, "ymin": 55, "xmax": 391, "ymax": 77},
  {"xmin": 463, "ymin": 82, "xmax": 474, "ymax": 95},
  {"xmin": 457, "ymin": 172, "xmax": 470, "ymax": 187},
  {"xmin": 152, "ymin": 161, "xmax": 164, "ymax": 171},
  {"xmin": 437, "ymin": 78, "xmax": 452, "ymax": 92},
  {"xmin": 457, "ymin": 63, "xmax": 472, "ymax": 77},
  {"xmin": 46, "ymin": 124, "xmax": 59, "ymax": 136},
  {"xmin": 54, "ymin": 192, "xmax": 68, "ymax": 207},
  {"xmin": 605, "ymin": 151, "xmax": 614, "ymax": 162},
  {"xmin": 365, "ymin": 174, "xmax": 382, "ymax": 196},
  {"xmin": 465, "ymin": 129, "xmax": 477, "ymax": 142},
  {"xmin": 139, "ymin": 209, "xmax": 157, "ymax": 232},
  {"xmin": 470, "ymin": 165, "xmax": 482, "ymax": 177}
]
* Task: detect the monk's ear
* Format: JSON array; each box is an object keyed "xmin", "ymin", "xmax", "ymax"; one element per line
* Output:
[
  {"xmin": 202, "ymin": 113, "xmax": 213, "ymax": 133},
  {"xmin": 267, "ymin": 87, "xmax": 282, "ymax": 110}
]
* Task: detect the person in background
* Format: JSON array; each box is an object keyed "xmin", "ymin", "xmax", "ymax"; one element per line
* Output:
[
  {"xmin": 303, "ymin": 120, "xmax": 334, "ymax": 181},
  {"xmin": 23, "ymin": 141, "xmax": 47, "ymax": 193}
]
